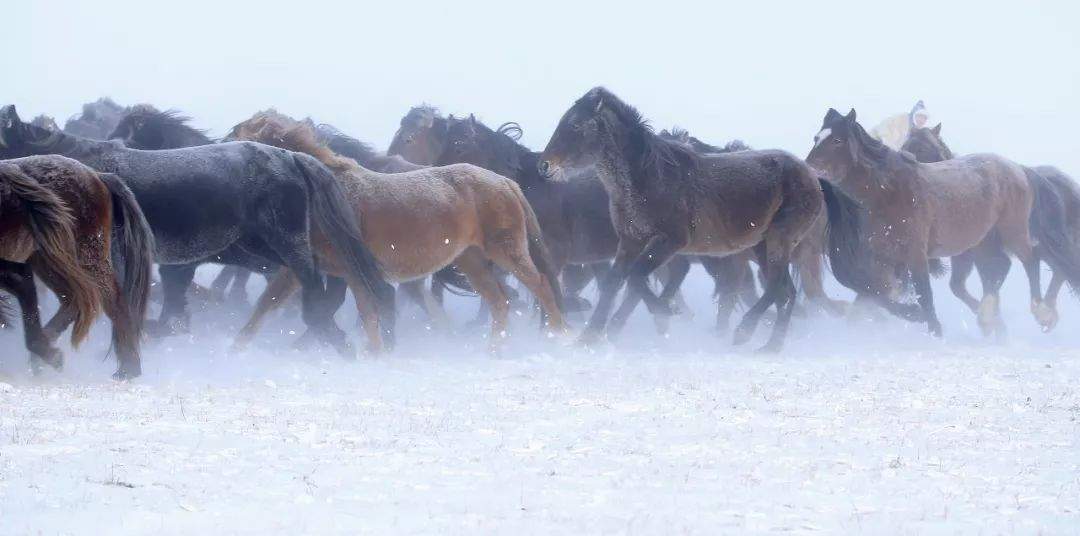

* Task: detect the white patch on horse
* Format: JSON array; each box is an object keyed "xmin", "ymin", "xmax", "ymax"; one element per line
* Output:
[{"xmin": 814, "ymin": 128, "xmax": 832, "ymax": 147}]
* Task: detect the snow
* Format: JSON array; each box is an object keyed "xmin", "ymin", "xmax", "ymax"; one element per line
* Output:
[{"xmin": 1, "ymin": 266, "xmax": 1079, "ymax": 534}]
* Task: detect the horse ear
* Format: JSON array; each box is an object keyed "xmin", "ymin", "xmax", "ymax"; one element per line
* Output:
[
  {"xmin": 824, "ymin": 108, "xmax": 842, "ymax": 123},
  {"xmin": 845, "ymin": 109, "xmax": 857, "ymax": 122},
  {"xmin": 931, "ymin": 123, "xmax": 942, "ymax": 136}
]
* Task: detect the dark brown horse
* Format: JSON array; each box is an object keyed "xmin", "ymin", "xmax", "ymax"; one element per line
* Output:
[
  {"xmin": 0, "ymin": 156, "xmax": 154, "ymax": 379},
  {"xmin": 902, "ymin": 125, "xmax": 1080, "ymax": 331},
  {"xmin": 539, "ymin": 87, "xmax": 851, "ymax": 351},
  {"xmin": 809, "ymin": 109, "xmax": 1070, "ymax": 336}
]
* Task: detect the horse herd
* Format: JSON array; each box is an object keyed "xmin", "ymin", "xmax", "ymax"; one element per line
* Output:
[{"xmin": 1, "ymin": 88, "xmax": 1077, "ymax": 380}]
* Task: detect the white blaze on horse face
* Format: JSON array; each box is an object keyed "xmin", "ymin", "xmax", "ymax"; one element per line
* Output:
[{"xmin": 814, "ymin": 128, "xmax": 832, "ymax": 147}]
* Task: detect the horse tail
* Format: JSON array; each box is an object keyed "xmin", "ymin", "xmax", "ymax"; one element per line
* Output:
[
  {"xmin": 1026, "ymin": 166, "xmax": 1080, "ymax": 292},
  {"xmin": 0, "ymin": 163, "xmax": 100, "ymax": 347},
  {"xmin": 819, "ymin": 178, "xmax": 876, "ymax": 293},
  {"xmin": 99, "ymin": 172, "xmax": 154, "ymax": 357},
  {"xmin": 510, "ymin": 182, "xmax": 564, "ymax": 317},
  {"xmin": 432, "ymin": 266, "xmax": 476, "ymax": 297},
  {"xmin": 293, "ymin": 154, "xmax": 396, "ymax": 318}
]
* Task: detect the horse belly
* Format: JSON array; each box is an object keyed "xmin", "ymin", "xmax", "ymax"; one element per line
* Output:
[{"xmin": 362, "ymin": 204, "xmax": 470, "ymax": 283}]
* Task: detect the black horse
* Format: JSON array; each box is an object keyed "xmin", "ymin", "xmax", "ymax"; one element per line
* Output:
[
  {"xmin": 1, "ymin": 104, "xmax": 394, "ymax": 354},
  {"xmin": 110, "ymin": 105, "xmax": 261, "ymax": 305}
]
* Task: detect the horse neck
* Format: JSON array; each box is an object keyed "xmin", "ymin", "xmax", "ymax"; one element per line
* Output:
[
  {"xmin": 591, "ymin": 129, "xmax": 639, "ymax": 198},
  {"xmin": 28, "ymin": 130, "xmax": 115, "ymax": 167},
  {"xmin": 842, "ymin": 154, "xmax": 922, "ymax": 209}
]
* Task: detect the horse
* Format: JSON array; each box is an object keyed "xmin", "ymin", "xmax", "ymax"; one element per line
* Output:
[
  {"xmin": 0, "ymin": 155, "xmax": 154, "ymax": 379},
  {"xmin": 538, "ymin": 87, "xmax": 856, "ymax": 351},
  {"xmin": 388, "ymin": 107, "xmax": 536, "ymax": 324},
  {"xmin": 0, "ymin": 104, "xmax": 393, "ymax": 355},
  {"xmin": 387, "ymin": 105, "xmax": 448, "ymax": 166},
  {"xmin": 901, "ymin": 124, "xmax": 1080, "ymax": 331},
  {"xmin": 224, "ymin": 111, "xmax": 566, "ymax": 352},
  {"xmin": 63, "ymin": 97, "xmax": 130, "ymax": 140},
  {"xmin": 109, "ymin": 104, "xmax": 257, "ymax": 305},
  {"xmin": 657, "ymin": 127, "xmax": 849, "ymax": 329},
  {"xmin": 807, "ymin": 108, "xmax": 1071, "ymax": 336},
  {"xmin": 434, "ymin": 114, "xmax": 621, "ymax": 311}
]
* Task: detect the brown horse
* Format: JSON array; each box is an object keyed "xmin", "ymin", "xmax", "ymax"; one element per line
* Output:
[
  {"xmin": 902, "ymin": 125, "xmax": 1080, "ymax": 331},
  {"xmin": 539, "ymin": 87, "xmax": 849, "ymax": 352},
  {"xmin": 0, "ymin": 156, "xmax": 154, "ymax": 379},
  {"xmin": 808, "ymin": 109, "xmax": 1063, "ymax": 336},
  {"xmin": 228, "ymin": 112, "xmax": 566, "ymax": 352}
]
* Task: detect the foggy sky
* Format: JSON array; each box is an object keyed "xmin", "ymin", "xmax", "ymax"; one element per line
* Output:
[{"xmin": 7, "ymin": 0, "xmax": 1078, "ymax": 176}]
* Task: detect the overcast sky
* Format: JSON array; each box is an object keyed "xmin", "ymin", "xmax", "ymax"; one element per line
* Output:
[{"xmin": 7, "ymin": 0, "xmax": 1078, "ymax": 175}]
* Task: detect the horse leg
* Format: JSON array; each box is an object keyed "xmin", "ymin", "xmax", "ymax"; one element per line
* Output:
[
  {"xmin": 796, "ymin": 246, "xmax": 847, "ymax": 317},
  {"xmin": 1041, "ymin": 272, "xmax": 1065, "ymax": 331},
  {"xmin": 100, "ymin": 275, "xmax": 142, "ymax": 380},
  {"xmin": 948, "ymin": 251, "xmax": 980, "ymax": 314},
  {"xmin": 996, "ymin": 208, "xmax": 1049, "ymax": 329},
  {"xmin": 487, "ymin": 242, "xmax": 567, "ymax": 335},
  {"xmin": 227, "ymin": 268, "xmax": 253, "ymax": 305},
  {"xmin": 339, "ymin": 274, "xmax": 384, "ymax": 355},
  {"xmin": 293, "ymin": 275, "xmax": 351, "ymax": 351},
  {"xmin": 150, "ymin": 263, "xmax": 198, "ymax": 337},
  {"xmin": 910, "ymin": 260, "xmax": 943, "ymax": 337},
  {"xmin": 608, "ymin": 283, "xmax": 644, "ymax": 337},
  {"xmin": 702, "ymin": 256, "xmax": 744, "ymax": 334},
  {"xmin": 972, "ymin": 241, "xmax": 1011, "ymax": 338},
  {"xmin": 625, "ymin": 234, "xmax": 684, "ymax": 316},
  {"xmin": 561, "ymin": 264, "xmax": 594, "ymax": 312},
  {"xmin": 0, "ymin": 261, "xmax": 64, "ymax": 371},
  {"xmin": 233, "ymin": 269, "xmax": 301, "ymax": 351},
  {"xmin": 732, "ymin": 244, "xmax": 781, "ymax": 346},
  {"xmin": 402, "ymin": 279, "xmax": 450, "ymax": 330},
  {"xmin": 579, "ymin": 244, "xmax": 636, "ymax": 345},
  {"xmin": 758, "ymin": 259, "xmax": 798, "ymax": 353},
  {"xmin": 210, "ymin": 265, "xmax": 236, "ymax": 302},
  {"xmin": 454, "ymin": 248, "xmax": 511, "ymax": 352}
]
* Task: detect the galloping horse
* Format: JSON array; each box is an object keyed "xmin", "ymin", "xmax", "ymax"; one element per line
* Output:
[
  {"xmin": 108, "ymin": 105, "xmax": 252, "ymax": 304},
  {"xmin": 225, "ymin": 112, "xmax": 566, "ymax": 352},
  {"xmin": 0, "ymin": 104, "xmax": 392, "ymax": 355},
  {"xmin": 0, "ymin": 156, "xmax": 153, "ymax": 379},
  {"xmin": 808, "ymin": 109, "xmax": 1072, "ymax": 336},
  {"xmin": 539, "ymin": 87, "xmax": 857, "ymax": 351},
  {"xmin": 901, "ymin": 124, "xmax": 1080, "ymax": 331}
]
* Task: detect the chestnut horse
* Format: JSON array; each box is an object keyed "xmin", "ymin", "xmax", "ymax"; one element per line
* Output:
[
  {"xmin": 227, "ymin": 112, "xmax": 566, "ymax": 352},
  {"xmin": 808, "ymin": 109, "xmax": 1070, "ymax": 336},
  {"xmin": 902, "ymin": 125, "xmax": 1080, "ymax": 332},
  {"xmin": 0, "ymin": 156, "xmax": 153, "ymax": 379}
]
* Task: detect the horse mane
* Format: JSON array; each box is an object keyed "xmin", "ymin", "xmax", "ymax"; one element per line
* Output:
[
  {"xmin": 850, "ymin": 117, "xmax": 916, "ymax": 165},
  {"xmin": 582, "ymin": 87, "xmax": 701, "ymax": 183},
  {"xmin": 125, "ymin": 104, "xmax": 212, "ymax": 142},
  {"xmin": 312, "ymin": 122, "xmax": 382, "ymax": 166},
  {"xmin": 231, "ymin": 111, "xmax": 358, "ymax": 175}
]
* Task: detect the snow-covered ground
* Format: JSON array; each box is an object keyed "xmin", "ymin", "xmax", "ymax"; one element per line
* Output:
[{"xmin": 2, "ymin": 266, "xmax": 1079, "ymax": 534}]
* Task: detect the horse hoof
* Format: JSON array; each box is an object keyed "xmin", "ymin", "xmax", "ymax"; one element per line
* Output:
[
  {"xmin": 577, "ymin": 329, "xmax": 603, "ymax": 347},
  {"xmin": 756, "ymin": 342, "xmax": 783, "ymax": 354},
  {"xmin": 732, "ymin": 328, "xmax": 753, "ymax": 346},
  {"xmin": 928, "ymin": 321, "xmax": 943, "ymax": 338},
  {"xmin": 112, "ymin": 363, "xmax": 141, "ymax": 381},
  {"xmin": 1032, "ymin": 302, "xmax": 1058, "ymax": 333},
  {"xmin": 30, "ymin": 347, "xmax": 64, "ymax": 375}
]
